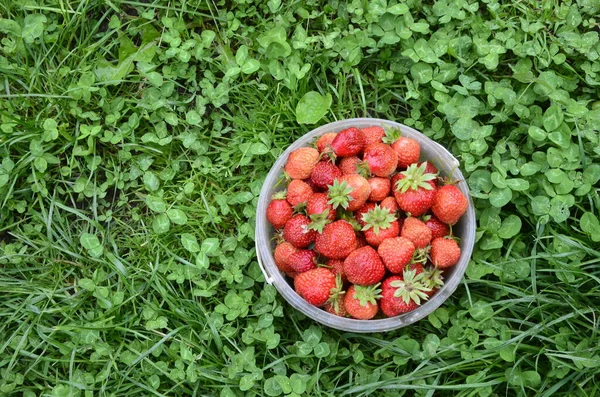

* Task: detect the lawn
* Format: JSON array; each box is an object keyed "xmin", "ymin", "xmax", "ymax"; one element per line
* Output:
[{"xmin": 1, "ymin": 0, "xmax": 599, "ymax": 396}]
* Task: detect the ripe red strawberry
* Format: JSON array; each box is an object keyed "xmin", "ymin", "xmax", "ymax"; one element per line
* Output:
[
  {"xmin": 378, "ymin": 237, "xmax": 416, "ymax": 273},
  {"xmin": 355, "ymin": 202, "xmax": 377, "ymax": 227},
  {"xmin": 328, "ymin": 174, "xmax": 371, "ymax": 212},
  {"xmin": 326, "ymin": 258, "xmax": 347, "ymax": 283},
  {"xmin": 380, "ymin": 196, "xmax": 399, "ymax": 213},
  {"xmin": 401, "ymin": 217, "xmax": 432, "ymax": 249},
  {"xmin": 294, "ymin": 268, "xmax": 337, "ymax": 306},
  {"xmin": 315, "ymin": 220, "xmax": 357, "ymax": 259},
  {"xmin": 355, "ymin": 234, "xmax": 368, "ymax": 249},
  {"xmin": 287, "ymin": 249, "xmax": 317, "ymax": 273},
  {"xmin": 316, "ymin": 132, "xmax": 337, "ymax": 153},
  {"xmin": 285, "ymin": 147, "xmax": 320, "ymax": 179},
  {"xmin": 430, "ymin": 237, "xmax": 461, "ymax": 268},
  {"xmin": 380, "ymin": 269, "xmax": 431, "ymax": 317},
  {"xmin": 286, "ymin": 179, "xmax": 313, "ymax": 207},
  {"xmin": 307, "ymin": 193, "xmax": 337, "ymax": 222},
  {"xmin": 339, "ymin": 156, "xmax": 361, "ymax": 175},
  {"xmin": 363, "ymin": 143, "xmax": 398, "ymax": 177},
  {"xmin": 368, "ymin": 177, "xmax": 391, "ymax": 201},
  {"xmin": 266, "ymin": 195, "xmax": 293, "ymax": 229},
  {"xmin": 330, "ymin": 127, "xmax": 366, "ymax": 157},
  {"xmin": 311, "ymin": 161, "xmax": 342, "ymax": 190},
  {"xmin": 431, "ymin": 185, "xmax": 468, "ymax": 225},
  {"xmin": 361, "ymin": 125, "xmax": 385, "ymax": 145},
  {"xmin": 364, "ymin": 221, "xmax": 400, "ymax": 247},
  {"xmin": 393, "ymin": 163, "xmax": 437, "ymax": 216},
  {"xmin": 344, "ymin": 284, "xmax": 381, "ymax": 320},
  {"xmin": 303, "ymin": 177, "xmax": 324, "ymax": 193},
  {"xmin": 424, "ymin": 215, "xmax": 451, "ymax": 239},
  {"xmin": 391, "ymin": 136, "xmax": 421, "ymax": 169},
  {"xmin": 361, "ymin": 205, "xmax": 399, "ymax": 247},
  {"xmin": 283, "ymin": 214, "xmax": 317, "ymax": 248},
  {"xmin": 343, "ymin": 246, "xmax": 385, "ymax": 286},
  {"xmin": 273, "ymin": 241, "xmax": 299, "ymax": 274}
]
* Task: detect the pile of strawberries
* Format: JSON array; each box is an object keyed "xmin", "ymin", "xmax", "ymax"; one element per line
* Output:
[{"xmin": 266, "ymin": 125, "xmax": 469, "ymax": 320}]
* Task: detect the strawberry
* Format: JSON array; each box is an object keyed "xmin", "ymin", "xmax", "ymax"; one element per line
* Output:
[
  {"xmin": 421, "ymin": 266, "xmax": 444, "ymax": 297},
  {"xmin": 287, "ymin": 249, "xmax": 317, "ymax": 273},
  {"xmin": 343, "ymin": 246, "xmax": 385, "ymax": 286},
  {"xmin": 273, "ymin": 241, "xmax": 299, "ymax": 274},
  {"xmin": 344, "ymin": 284, "xmax": 381, "ymax": 320},
  {"xmin": 355, "ymin": 202, "xmax": 377, "ymax": 227},
  {"xmin": 401, "ymin": 217, "xmax": 432, "ymax": 249},
  {"xmin": 361, "ymin": 125, "xmax": 385, "ymax": 145},
  {"xmin": 328, "ymin": 174, "xmax": 371, "ymax": 212},
  {"xmin": 331, "ymin": 127, "xmax": 366, "ymax": 157},
  {"xmin": 424, "ymin": 215, "xmax": 451, "ymax": 239},
  {"xmin": 419, "ymin": 161, "xmax": 439, "ymax": 176},
  {"xmin": 326, "ymin": 258, "xmax": 347, "ymax": 283},
  {"xmin": 430, "ymin": 237, "xmax": 461, "ymax": 269},
  {"xmin": 283, "ymin": 214, "xmax": 317, "ymax": 248},
  {"xmin": 325, "ymin": 298, "xmax": 348, "ymax": 317},
  {"xmin": 316, "ymin": 132, "xmax": 337, "ymax": 153},
  {"xmin": 380, "ymin": 269, "xmax": 431, "ymax": 317},
  {"xmin": 311, "ymin": 160, "xmax": 342, "ymax": 190},
  {"xmin": 355, "ymin": 234, "xmax": 368, "ymax": 249},
  {"xmin": 377, "ymin": 237, "xmax": 416, "ymax": 274},
  {"xmin": 285, "ymin": 147, "xmax": 320, "ymax": 179},
  {"xmin": 383, "ymin": 128, "xmax": 421, "ymax": 169},
  {"xmin": 368, "ymin": 177, "xmax": 391, "ymax": 201},
  {"xmin": 266, "ymin": 193, "xmax": 293, "ymax": 229},
  {"xmin": 286, "ymin": 179, "xmax": 313, "ymax": 207},
  {"xmin": 431, "ymin": 184, "xmax": 468, "ymax": 225},
  {"xmin": 303, "ymin": 177, "xmax": 324, "ymax": 193},
  {"xmin": 294, "ymin": 267, "xmax": 337, "ymax": 306},
  {"xmin": 361, "ymin": 205, "xmax": 400, "ymax": 247},
  {"xmin": 380, "ymin": 196, "xmax": 399, "ymax": 213},
  {"xmin": 393, "ymin": 162, "xmax": 437, "ymax": 216},
  {"xmin": 363, "ymin": 143, "xmax": 398, "ymax": 177},
  {"xmin": 315, "ymin": 220, "xmax": 357, "ymax": 259},
  {"xmin": 339, "ymin": 156, "xmax": 361, "ymax": 175},
  {"xmin": 307, "ymin": 193, "xmax": 337, "ymax": 222}
]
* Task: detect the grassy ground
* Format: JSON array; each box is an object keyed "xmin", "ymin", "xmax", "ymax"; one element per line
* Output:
[{"xmin": 1, "ymin": 0, "xmax": 599, "ymax": 396}]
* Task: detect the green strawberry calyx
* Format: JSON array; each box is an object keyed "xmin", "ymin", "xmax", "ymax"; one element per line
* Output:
[
  {"xmin": 382, "ymin": 127, "xmax": 402, "ymax": 145},
  {"xmin": 394, "ymin": 162, "xmax": 438, "ymax": 193},
  {"xmin": 327, "ymin": 274, "xmax": 346, "ymax": 313},
  {"xmin": 361, "ymin": 205, "xmax": 396, "ymax": 235},
  {"xmin": 422, "ymin": 266, "xmax": 445, "ymax": 290},
  {"xmin": 307, "ymin": 210, "xmax": 332, "ymax": 233},
  {"xmin": 352, "ymin": 283, "xmax": 382, "ymax": 307},
  {"xmin": 327, "ymin": 179, "xmax": 354, "ymax": 209},
  {"xmin": 390, "ymin": 269, "xmax": 432, "ymax": 305}
]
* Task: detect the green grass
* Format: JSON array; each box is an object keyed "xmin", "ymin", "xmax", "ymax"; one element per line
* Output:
[{"xmin": 1, "ymin": 0, "xmax": 600, "ymax": 396}]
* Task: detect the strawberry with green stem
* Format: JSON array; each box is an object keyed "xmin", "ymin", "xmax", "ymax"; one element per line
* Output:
[
  {"xmin": 380, "ymin": 269, "xmax": 431, "ymax": 317},
  {"xmin": 421, "ymin": 266, "xmax": 445, "ymax": 297},
  {"xmin": 383, "ymin": 128, "xmax": 421, "ymax": 169},
  {"xmin": 315, "ymin": 220, "xmax": 357, "ymax": 259},
  {"xmin": 311, "ymin": 160, "xmax": 342, "ymax": 190},
  {"xmin": 266, "ymin": 191, "xmax": 293, "ymax": 229},
  {"xmin": 294, "ymin": 267, "xmax": 337, "ymax": 307},
  {"xmin": 430, "ymin": 237, "xmax": 461, "ymax": 268},
  {"xmin": 344, "ymin": 284, "xmax": 382, "ymax": 320},
  {"xmin": 393, "ymin": 162, "xmax": 438, "ymax": 217},
  {"xmin": 432, "ymin": 184, "xmax": 469, "ymax": 225},
  {"xmin": 328, "ymin": 174, "xmax": 371, "ymax": 212},
  {"xmin": 361, "ymin": 205, "xmax": 400, "ymax": 247},
  {"xmin": 283, "ymin": 214, "xmax": 317, "ymax": 248}
]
